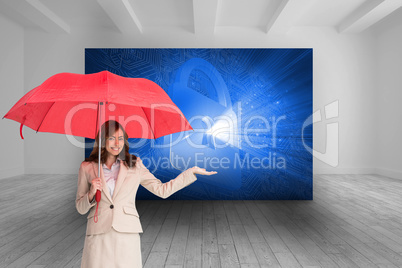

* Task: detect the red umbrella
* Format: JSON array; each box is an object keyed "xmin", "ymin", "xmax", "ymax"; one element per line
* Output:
[
  {"xmin": 3, "ymin": 71, "xmax": 192, "ymax": 139},
  {"xmin": 3, "ymin": 70, "xmax": 193, "ymax": 221}
]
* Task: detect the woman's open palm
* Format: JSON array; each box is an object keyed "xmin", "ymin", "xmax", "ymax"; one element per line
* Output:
[{"xmin": 191, "ymin": 166, "xmax": 218, "ymax": 175}]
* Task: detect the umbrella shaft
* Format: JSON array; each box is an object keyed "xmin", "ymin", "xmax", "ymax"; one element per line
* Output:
[{"xmin": 98, "ymin": 102, "xmax": 103, "ymax": 178}]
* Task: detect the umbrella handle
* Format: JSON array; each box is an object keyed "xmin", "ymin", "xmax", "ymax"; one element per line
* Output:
[
  {"xmin": 94, "ymin": 190, "xmax": 101, "ymax": 223},
  {"xmin": 95, "ymin": 190, "xmax": 101, "ymax": 202}
]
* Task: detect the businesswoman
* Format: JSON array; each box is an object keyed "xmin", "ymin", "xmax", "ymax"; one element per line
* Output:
[{"xmin": 76, "ymin": 120, "xmax": 216, "ymax": 267}]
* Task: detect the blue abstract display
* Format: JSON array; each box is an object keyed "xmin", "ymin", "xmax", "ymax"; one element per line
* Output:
[{"xmin": 85, "ymin": 48, "xmax": 312, "ymax": 200}]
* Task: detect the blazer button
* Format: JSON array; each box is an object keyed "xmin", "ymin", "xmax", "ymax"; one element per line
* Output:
[{"xmin": 110, "ymin": 205, "xmax": 114, "ymax": 209}]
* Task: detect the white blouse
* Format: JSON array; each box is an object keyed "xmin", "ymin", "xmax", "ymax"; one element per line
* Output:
[{"xmin": 102, "ymin": 158, "xmax": 121, "ymax": 197}]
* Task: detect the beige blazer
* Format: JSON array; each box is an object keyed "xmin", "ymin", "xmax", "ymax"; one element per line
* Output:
[{"xmin": 75, "ymin": 158, "xmax": 197, "ymax": 235}]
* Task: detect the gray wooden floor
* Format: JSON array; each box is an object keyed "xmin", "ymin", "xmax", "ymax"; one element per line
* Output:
[{"xmin": 1, "ymin": 174, "xmax": 402, "ymax": 268}]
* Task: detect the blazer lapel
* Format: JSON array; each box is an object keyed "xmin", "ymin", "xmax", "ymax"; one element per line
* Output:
[
  {"xmin": 92, "ymin": 162, "xmax": 113, "ymax": 204},
  {"xmin": 112, "ymin": 161, "xmax": 128, "ymax": 200}
]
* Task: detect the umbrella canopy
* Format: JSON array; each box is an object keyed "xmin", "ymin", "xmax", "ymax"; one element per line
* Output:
[{"xmin": 3, "ymin": 70, "xmax": 193, "ymax": 139}]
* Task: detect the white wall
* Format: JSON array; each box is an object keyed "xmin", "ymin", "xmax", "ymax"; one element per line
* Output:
[
  {"xmin": 0, "ymin": 14, "xmax": 24, "ymax": 179},
  {"xmin": 372, "ymin": 8, "xmax": 402, "ymax": 180},
  {"xmin": 19, "ymin": 26, "xmax": 377, "ymax": 175}
]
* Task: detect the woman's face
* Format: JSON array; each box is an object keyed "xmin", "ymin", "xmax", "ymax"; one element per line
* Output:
[{"xmin": 105, "ymin": 128, "xmax": 125, "ymax": 157}]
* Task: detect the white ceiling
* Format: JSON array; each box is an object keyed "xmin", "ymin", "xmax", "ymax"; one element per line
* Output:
[{"xmin": 0, "ymin": 0, "xmax": 401, "ymax": 35}]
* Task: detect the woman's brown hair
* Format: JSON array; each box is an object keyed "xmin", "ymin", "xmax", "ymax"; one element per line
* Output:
[{"xmin": 85, "ymin": 120, "xmax": 137, "ymax": 168}]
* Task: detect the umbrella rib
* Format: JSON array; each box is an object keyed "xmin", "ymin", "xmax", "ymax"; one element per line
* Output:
[
  {"xmin": 141, "ymin": 107, "xmax": 156, "ymax": 139},
  {"xmin": 36, "ymin": 102, "xmax": 55, "ymax": 133}
]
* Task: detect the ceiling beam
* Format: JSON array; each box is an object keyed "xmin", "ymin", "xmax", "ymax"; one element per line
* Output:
[
  {"xmin": 266, "ymin": 0, "xmax": 328, "ymax": 34},
  {"xmin": 266, "ymin": 0, "xmax": 290, "ymax": 34},
  {"xmin": 16, "ymin": 0, "xmax": 71, "ymax": 33},
  {"xmin": 338, "ymin": 0, "xmax": 402, "ymax": 33},
  {"xmin": 97, "ymin": 0, "xmax": 143, "ymax": 34},
  {"xmin": 192, "ymin": 0, "xmax": 218, "ymax": 35},
  {"xmin": 266, "ymin": 0, "xmax": 313, "ymax": 35}
]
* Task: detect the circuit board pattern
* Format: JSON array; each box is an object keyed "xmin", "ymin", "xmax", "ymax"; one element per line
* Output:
[{"xmin": 85, "ymin": 48, "xmax": 312, "ymax": 200}]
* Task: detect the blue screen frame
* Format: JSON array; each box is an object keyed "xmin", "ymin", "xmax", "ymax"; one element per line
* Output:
[{"xmin": 85, "ymin": 48, "xmax": 313, "ymax": 200}]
